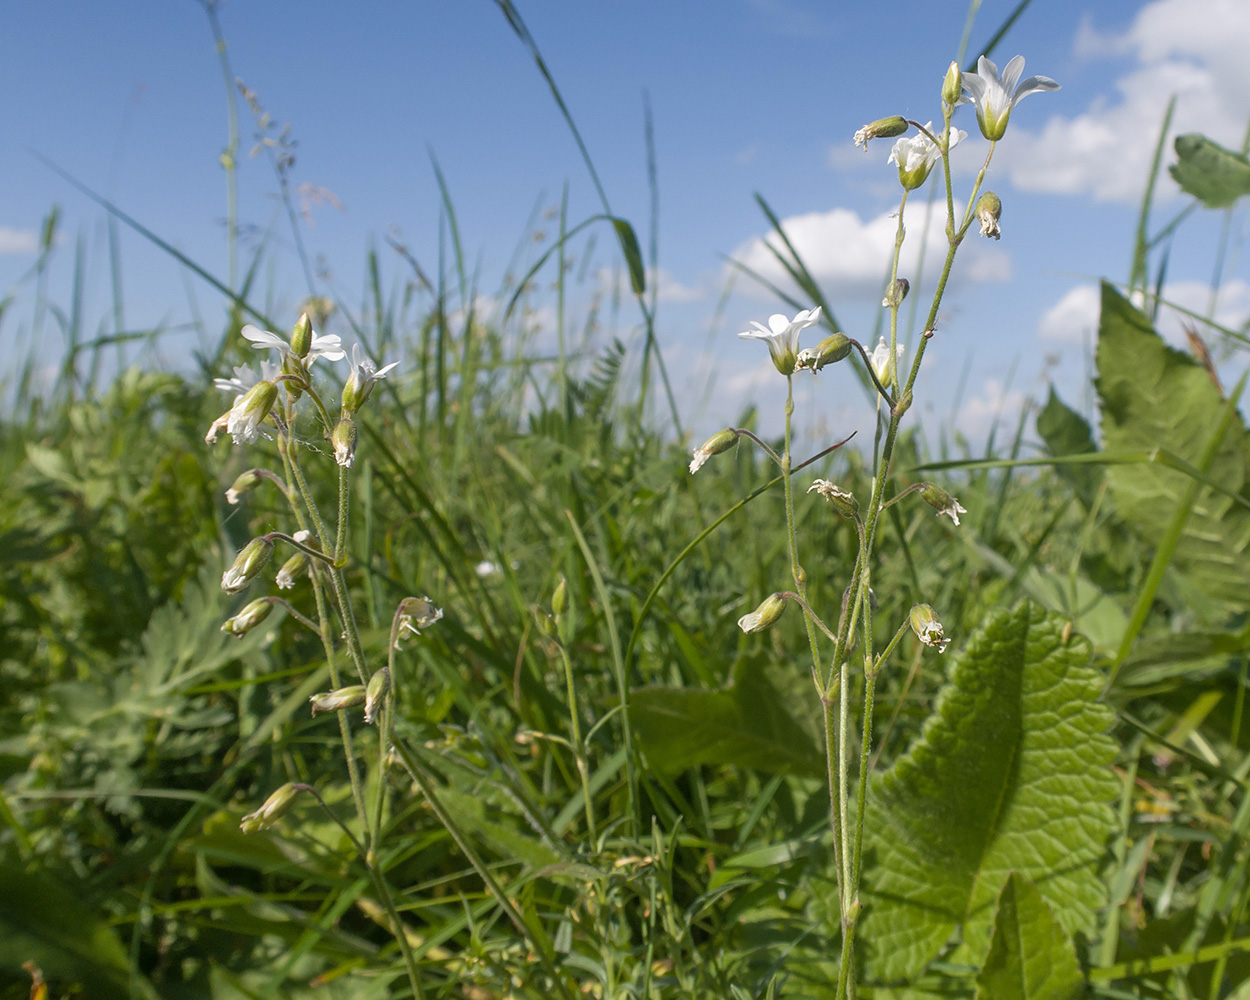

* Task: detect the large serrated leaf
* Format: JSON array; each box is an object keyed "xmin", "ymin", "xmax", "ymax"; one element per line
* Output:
[
  {"xmin": 861, "ymin": 601, "xmax": 1119, "ymax": 982},
  {"xmin": 1096, "ymin": 282, "xmax": 1250, "ymax": 621},
  {"xmin": 1036, "ymin": 386, "xmax": 1100, "ymax": 508},
  {"xmin": 975, "ymin": 873, "xmax": 1085, "ymax": 1000}
]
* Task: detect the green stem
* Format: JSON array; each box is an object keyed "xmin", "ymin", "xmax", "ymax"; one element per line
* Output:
[{"xmin": 558, "ymin": 641, "xmax": 597, "ymax": 840}]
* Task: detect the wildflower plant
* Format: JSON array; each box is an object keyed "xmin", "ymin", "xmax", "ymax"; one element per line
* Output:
[
  {"xmin": 205, "ymin": 314, "xmax": 441, "ymax": 997},
  {"xmin": 695, "ymin": 55, "xmax": 1058, "ymax": 997}
]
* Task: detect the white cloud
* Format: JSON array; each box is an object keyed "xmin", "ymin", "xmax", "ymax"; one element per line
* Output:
[
  {"xmin": 727, "ymin": 200, "xmax": 1009, "ymax": 301},
  {"xmin": 1038, "ymin": 279, "xmax": 1250, "ymax": 347},
  {"xmin": 997, "ymin": 0, "xmax": 1250, "ymax": 202},
  {"xmin": 955, "ymin": 377, "xmax": 1028, "ymax": 439},
  {"xmin": 1038, "ymin": 284, "xmax": 1101, "ymax": 343},
  {"xmin": 0, "ymin": 227, "xmax": 38, "ymax": 255}
]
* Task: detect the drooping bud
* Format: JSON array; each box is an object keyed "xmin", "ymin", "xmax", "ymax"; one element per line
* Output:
[
  {"xmin": 551, "ymin": 575, "xmax": 568, "ymax": 616},
  {"xmin": 222, "ymin": 537, "xmax": 275, "ymax": 594},
  {"xmin": 975, "ymin": 191, "xmax": 1002, "ymax": 240},
  {"xmin": 853, "ymin": 116, "xmax": 909, "ymax": 150},
  {"xmin": 808, "ymin": 479, "xmax": 859, "ymax": 519},
  {"xmin": 919, "ymin": 483, "xmax": 968, "ymax": 526},
  {"xmin": 309, "ymin": 685, "xmax": 367, "ymax": 716},
  {"xmin": 290, "ymin": 313, "xmax": 313, "ymax": 358},
  {"xmin": 275, "ymin": 529, "xmax": 315, "ymax": 590},
  {"xmin": 738, "ymin": 593, "xmax": 787, "ymax": 634},
  {"xmin": 909, "ymin": 604, "xmax": 950, "ymax": 653},
  {"xmin": 221, "ymin": 597, "xmax": 274, "ymax": 637},
  {"xmin": 689, "ymin": 428, "xmax": 738, "ymax": 474},
  {"xmin": 394, "ymin": 596, "xmax": 443, "ymax": 648},
  {"xmin": 882, "ymin": 278, "xmax": 910, "ymax": 310},
  {"xmin": 226, "ymin": 468, "xmax": 264, "ymax": 505},
  {"xmin": 941, "ymin": 61, "xmax": 963, "ymax": 107},
  {"xmin": 223, "ymin": 379, "xmax": 279, "ymax": 446},
  {"xmin": 239, "ymin": 782, "xmax": 306, "ymax": 833},
  {"xmin": 797, "ymin": 333, "xmax": 852, "ymax": 372},
  {"xmin": 332, "ymin": 418, "xmax": 357, "ymax": 469},
  {"xmin": 364, "ymin": 668, "xmax": 391, "ymax": 725}
]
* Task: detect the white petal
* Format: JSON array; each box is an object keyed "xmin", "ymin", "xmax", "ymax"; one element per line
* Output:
[
  {"xmin": 1013, "ymin": 75, "xmax": 1060, "ymax": 103},
  {"xmin": 767, "ymin": 314, "xmax": 790, "ymax": 335},
  {"xmin": 241, "ymin": 325, "xmax": 285, "ymax": 349},
  {"xmin": 999, "ymin": 55, "xmax": 1026, "ymax": 97}
]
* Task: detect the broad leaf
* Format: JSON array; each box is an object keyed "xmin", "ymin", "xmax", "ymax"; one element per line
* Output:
[
  {"xmin": 975, "ymin": 873, "xmax": 1085, "ymax": 1000},
  {"xmin": 1036, "ymin": 386, "xmax": 1100, "ymax": 507},
  {"xmin": 861, "ymin": 601, "xmax": 1119, "ymax": 981},
  {"xmin": 1169, "ymin": 133, "xmax": 1250, "ymax": 208},
  {"xmin": 1096, "ymin": 282, "xmax": 1250, "ymax": 621}
]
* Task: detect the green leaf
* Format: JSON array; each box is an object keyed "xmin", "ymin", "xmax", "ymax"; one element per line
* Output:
[
  {"xmin": 630, "ymin": 656, "xmax": 823, "ymax": 776},
  {"xmin": 611, "ymin": 217, "xmax": 646, "ymax": 295},
  {"xmin": 1169, "ymin": 133, "xmax": 1250, "ymax": 208},
  {"xmin": 1096, "ymin": 282, "xmax": 1250, "ymax": 620},
  {"xmin": 861, "ymin": 601, "xmax": 1119, "ymax": 981},
  {"xmin": 975, "ymin": 873, "xmax": 1085, "ymax": 1000},
  {"xmin": 1036, "ymin": 387, "xmax": 1100, "ymax": 507}
]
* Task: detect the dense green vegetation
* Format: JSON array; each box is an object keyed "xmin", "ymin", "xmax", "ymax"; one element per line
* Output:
[{"xmin": 5, "ymin": 6, "xmax": 1250, "ymax": 999}]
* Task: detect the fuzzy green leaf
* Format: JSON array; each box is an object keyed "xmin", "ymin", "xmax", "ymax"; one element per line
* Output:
[
  {"xmin": 861, "ymin": 601, "xmax": 1119, "ymax": 981},
  {"xmin": 1036, "ymin": 386, "xmax": 1100, "ymax": 507},
  {"xmin": 975, "ymin": 873, "xmax": 1085, "ymax": 1000},
  {"xmin": 1169, "ymin": 133, "xmax": 1250, "ymax": 208},
  {"xmin": 1096, "ymin": 282, "xmax": 1250, "ymax": 620}
]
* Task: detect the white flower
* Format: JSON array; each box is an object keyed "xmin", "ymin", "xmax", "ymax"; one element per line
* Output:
[
  {"xmin": 241, "ymin": 323, "xmax": 345, "ymax": 364},
  {"xmin": 888, "ymin": 122, "xmax": 965, "ymax": 190},
  {"xmin": 870, "ymin": 336, "xmax": 904, "ymax": 384},
  {"xmin": 738, "ymin": 307, "xmax": 822, "ymax": 375},
  {"xmin": 960, "ymin": 55, "xmax": 1058, "ymax": 141},
  {"xmin": 919, "ymin": 483, "xmax": 968, "ymax": 526},
  {"xmin": 475, "ymin": 560, "xmax": 501, "ymax": 578},
  {"xmin": 213, "ymin": 360, "xmax": 280, "ymax": 397},
  {"xmin": 909, "ymin": 604, "xmax": 950, "ymax": 653},
  {"xmin": 342, "ymin": 342, "xmax": 399, "ymax": 414},
  {"xmin": 225, "ymin": 380, "xmax": 279, "ymax": 446},
  {"xmin": 395, "ymin": 596, "xmax": 443, "ymax": 647}
]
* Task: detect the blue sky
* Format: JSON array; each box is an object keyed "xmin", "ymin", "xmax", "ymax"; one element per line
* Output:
[{"xmin": 2, "ymin": 0, "xmax": 1248, "ymax": 448}]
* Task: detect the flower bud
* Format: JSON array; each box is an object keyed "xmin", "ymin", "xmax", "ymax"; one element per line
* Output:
[
  {"xmin": 892, "ymin": 390, "xmax": 914, "ymax": 419},
  {"xmin": 808, "ymin": 479, "xmax": 859, "ymax": 519},
  {"xmin": 853, "ymin": 116, "xmax": 908, "ymax": 150},
  {"xmin": 276, "ymin": 530, "xmax": 315, "ymax": 590},
  {"xmin": 332, "ymin": 418, "xmax": 357, "ymax": 469},
  {"xmin": 364, "ymin": 668, "xmax": 391, "ymax": 724},
  {"xmin": 290, "ymin": 313, "xmax": 313, "ymax": 358},
  {"xmin": 222, "ymin": 537, "xmax": 275, "ymax": 594},
  {"xmin": 689, "ymin": 428, "xmax": 738, "ymax": 474},
  {"xmin": 226, "ymin": 468, "xmax": 264, "ymax": 505},
  {"xmin": 309, "ymin": 685, "xmax": 367, "ymax": 716},
  {"xmin": 909, "ymin": 604, "xmax": 950, "ymax": 652},
  {"xmin": 224, "ymin": 379, "xmax": 279, "ymax": 446},
  {"xmin": 797, "ymin": 333, "xmax": 852, "ymax": 372},
  {"xmin": 738, "ymin": 593, "xmax": 787, "ymax": 634},
  {"xmin": 240, "ymin": 782, "xmax": 306, "ymax": 833},
  {"xmin": 919, "ymin": 483, "xmax": 968, "ymax": 526},
  {"xmin": 221, "ymin": 597, "xmax": 274, "ymax": 637},
  {"xmin": 552, "ymin": 576, "xmax": 568, "ymax": 616},
  {"xmin": 942, "ymin": 61, "xmax": 962, "ymax": 106},
  {"xmin": 395, "ymin": 596, "xmax": 443, "ymax": 647},
  {"xmin": 882, "ymin": 278, "xmax": 910, "ymax": 310},
  {"xmin": 976, "ymin": 191, "xmax": 1002, "ymax": 240}
]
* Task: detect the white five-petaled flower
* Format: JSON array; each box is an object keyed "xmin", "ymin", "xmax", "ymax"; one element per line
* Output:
[
  {"xmin": 960, "ymin": 55, "xmax": 1059, "ymax": 142},
  {"xmin": 341, "ymin": 342, "xmax": 400, "ymax": 414},
  {"xmin": 888, "ymin": 122, "xmax": 966, "ymax": 190},
  {"xmin": 870, "ymin": 336, "xmax": 904, "ymax": 384},
  {"xmin": 738, "ymin": 307, "xmax": 822, "ymax": 375},
  {"xmin": 241, "ymin": 323, "xmax": 345, "ymax": 364}
]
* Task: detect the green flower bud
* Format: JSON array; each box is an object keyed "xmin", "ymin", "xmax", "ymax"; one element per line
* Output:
[
  {"xmin": 689, "ymin": 428, "xmax": 738, "ymax": 474},
  {"xmin": 941, "ymin": 61, "xmax": 962, "ymax": 107},
  {"xmin": 882, "ymin": 278, "xmax": 910, "ymax": 310},
  {"xmin": 919, "ymin": 483, "xmax": 967, "ymax": 525},
  {"xmin": 364, "ymin": 668, "xmax": 391, "ymax": 725},
  {"xmin": 226, "ymin": 468, "xmax": 264, "ymax": 505},
  {"xmin": 909, "ymin": 604, "xmax": 950, "ymax": 652},
  {"xmin": 797, "ymin": 333, "xmax": 852, "ymax": 372},
  {"xmin": 807, "ymin": 479, "xmax": 859, "ymax": 519},
  {"xmin": 738, "ymin": 593, "xmax": 787, "ymax": 634},
  {"xmin": 222, "ymin": 537, "xmax": 275, "ymax": 594},
  {"xmin": 853, "ymin": 116, "xmax": 909, "ymax": 150},
  {"xmin": 552, "ymin": 576, "xmax": 568, "ymax": 616},
  {"xmin": 290, "ymin": 313, "xmax": 313, "ymax": 358},
  {"xmin": 976, "ymin": 191, "xmax": 1002, "ymax": 240},
  {"xmin": 240, "ymin": 782, "xmax": 306, "ymax": 833},
  {"xmin": 276, "ymin": 531, "xmax": 316, "ymax": 590},
  {"xmin": 221, "ymin": 597, "xmax": 274, "ymax": 637},
  {"xmin": 332, "ymin": 418, "xmax": 357, "ymax": 469},
  {"xmin": 309, "ymin": 685, "xmax": 367, "ymax": 716}
]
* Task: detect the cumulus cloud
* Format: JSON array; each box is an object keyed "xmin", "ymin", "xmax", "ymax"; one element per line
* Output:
[
  {"xmin": 1038, "ymin": 279, "xmax": 1250, "ymax": 348},
  {"xmin": 955, "ymin": 377, "xmax": 1028, "ymax": 439},
  {"xmin": 727, "ymin": 200, "xmax": 1009, "ymax": 301},
  {"xmin": 997, "ymin": 0, "xmax": 1250, "ymax": 202},
  {"xmin": 0, "ymin": 227, "xmax": 38, "ymax": 255}
]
